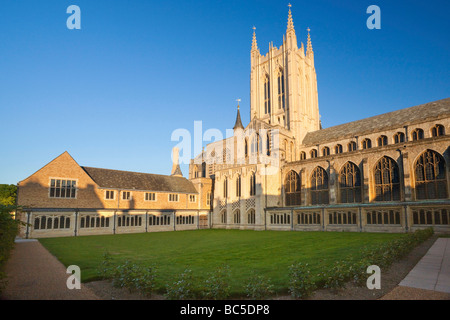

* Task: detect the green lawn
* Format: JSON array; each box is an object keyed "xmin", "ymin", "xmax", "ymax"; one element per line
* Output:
[{"xmin": 39, "ymin": 229, "xmax": 406, "ymax": 295}]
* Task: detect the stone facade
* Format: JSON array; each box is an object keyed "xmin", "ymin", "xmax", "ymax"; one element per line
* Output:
[
  {"xmin": 189, "ymin": 8, "xmax": 450, "ymax": 234},
  {"xmin": 17, "ymin": 152, "xmax": 210, "ymax": 238}
]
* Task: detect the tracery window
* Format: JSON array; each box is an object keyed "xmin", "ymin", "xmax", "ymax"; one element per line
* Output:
[
  {"xmin": 339, "ymin": 162, "xmax": 362, "ymax": 203},
  {"xmin": 249, "ymin": 172, "xmax": 256, "ymax": 196},
  {"xmin": 431, "ymin": 124, "xmax": 445, "ymax": 137},
  {"xmin": 236, "ymin": 175, "xmax": 241, "ymax": 197},
  {"xmin": 377, "ymin": 135, "xmax": 388, "ymax": 147},
  {"xmin": 220, "ymin": 210, "xmax": 227, "ymax": 224},
  {"xmin": 412, "ymin": 128, "xmax": 424, "ymax": 141},
  {"xmin": 285, "ymin": 170, "xmax": 301, "ymax": 206},
  {"xmin": 362, "ymin": 138, "xmax": 372, "ymax": 149},
  {"xmin": 247, "ymin": 209, "xmax": 256, "ymax": 224},
  {"xmin": 300, "ymin": 152, "xmax": 306, "ymax": 160},
  {"xmin": 348, "ymin": 141, "xmax": 357, "ymax": 152},
  {"xmin": 415, "ymin": 150, "xmax": 447, "ymax": 199},
  {"xmin": 374, "ymin": 157, "xmax": 400, "ymax": 201},
  {"xmin": 335, "ymin": 144, "xmax": 343, "ymax": 154},
  {"xmin": 233, "ymin": 210, "xmax": 241, "ymax": 224},
  {"xmin": 310, "ymin": 149, "xmax": 318, "ymax": 159},
  {"xmin": 311, "ymin": 167, "xmax": 329, "ymax": 205},
  {"xmin": 322, "ymin": 147, "xmax": 330, "ymax": 157},
  {"xmin": 394, "ymin": 132, "xmax": 405, "ymax": 144}
]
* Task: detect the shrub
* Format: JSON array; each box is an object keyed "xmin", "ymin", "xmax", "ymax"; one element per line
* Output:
[
  {"xmin": 244, "ymin": 274, "xmax": 274, "ymax": 299},
  {"xmin": 165, "ymin": 268, "xmax": 196, "ymax": 300},
  {"xmin": 97, "ymin": 255, "xmax": 156, "ymax": 296},
  {"xmin": 0, "ymin": 205, "xmax": 21, "ymax": 294},
  {"xmin": 288, "ymin": 262, "xmax": 315, "ymax": 299},
  {"xmin": 202, "ymin": 264, "xmax": 231, "ymax": 300}
]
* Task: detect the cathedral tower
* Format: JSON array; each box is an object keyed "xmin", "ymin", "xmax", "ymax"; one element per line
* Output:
[{"xmin": 250, "ymin": 5, "xmax": 320, "ymax": 149}]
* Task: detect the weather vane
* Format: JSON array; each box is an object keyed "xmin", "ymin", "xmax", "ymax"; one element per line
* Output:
[{"xmin": 236, "ymin": 98, "xmax": 241, "ymax": 109}]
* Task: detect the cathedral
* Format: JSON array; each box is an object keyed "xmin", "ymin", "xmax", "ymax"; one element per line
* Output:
[
  {"xmin": 188, "ymin": 7, "xmax": 450, "ymax": 234},
  {"xmin": 16, "ymin": 7, "xmax": 449, "ymax": 238}
]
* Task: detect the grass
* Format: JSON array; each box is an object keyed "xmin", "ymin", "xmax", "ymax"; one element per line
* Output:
[{"xmin": 39, "ymin": 229, "xmax": 407, "ymax": 296}]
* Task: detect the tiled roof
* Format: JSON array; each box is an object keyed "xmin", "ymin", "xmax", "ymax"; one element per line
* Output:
[
  {"xmin": 302, "ymin": 98, "xmax": 450, "ymax": 146},
  {"xmin": 81, "ymin": 166, "xmax": 198, "ymax": 194}
]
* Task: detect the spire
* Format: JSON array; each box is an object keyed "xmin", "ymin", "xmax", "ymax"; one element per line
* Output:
[
  {"xmin": 251, "ymin": 26, "xmax": 258, "ymax": 52},
  {"xmin": 306, "ymin": 27, "xmax": 313, "ymax": 55},
  {"xmin": 287, "ymin": 3, "xmax": 294, "ymax": 32},
  {"xmin": 233, "ymin": 99, "xmax": 244, "ymax": 131}
]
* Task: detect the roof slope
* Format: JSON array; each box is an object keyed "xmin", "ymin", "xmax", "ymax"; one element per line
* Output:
[
  {"xmin": 302, "ymin": 98, "xmax": 450, "ymax": 146},
  {"xmin": 81, "ymin": 166, "xmax": 198, "ymax": 194}
]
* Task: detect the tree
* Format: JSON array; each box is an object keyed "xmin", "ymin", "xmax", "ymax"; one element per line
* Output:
[{"xmin": 0, "ymin": 184, "xmax": 17, "ymax": 206}]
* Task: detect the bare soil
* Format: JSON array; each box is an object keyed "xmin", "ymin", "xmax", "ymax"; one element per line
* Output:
[{"xmin": 84, "ymin": 235, "xmax": 450, "ymax": 300}]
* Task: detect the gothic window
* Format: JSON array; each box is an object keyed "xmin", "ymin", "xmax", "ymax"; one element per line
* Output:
[
  {"xmin": 277, "ymin": 69, "xmax": 285, "ymax": 109},
  {"xmin": 236, "ymin": 175, "xmax": 241, "ymax": 197},
  {"xmin": 374, "ymin": 156, "xmax": 400, "ymax": 201},
  {"xmin": 415, "ymin": 150, "xmax": 447, "ymax": 200},
  {"xmin": 339, "ymin": 162, "xmax": 362, "ymax": 203},
  {"xmin": 366, "ymin": 209, "xmax": 401, "ymax": 225},
  {"xmin": 223, "ymin": 178, "xmax": 228, "ymax": 198},
  {"xmin": 264, "ymin": 75, "xmax": 271, "ymax": 114},
  {"xmin": 377, "ymin": 135, "xmax": 388, "ymax": 147},
  {"xmin": 201, "ymin": 162, "xmax": 206, "ymax": 177},
  {"xmin": 328, "ymin": 211, "xmax": 357, "ymax": 225},
  {"xmin": 247, "ymin": 209, "xmax": 256, "ymax": 225},
  {"xmin": 245, "ymin": 138, "xmax": 249, "ymax": 158},
  {"xmin": 266, "ymin": 133, "xmax": 271, "ymax": 156},
  {"xmin": 221, "ymin": 210, "xmax": 227, "ymax": 224},
  {"xmin": 431, "ymin": 124, "xmax": 445, "ymax": 137},
  {"xmin": 362, "ymin": 138, "xmax": 372, "ymax": 149},
  {"xmin": 193, "ymin": 165, "xmax": 199, "ymax": 178},
  {"xmin": 348, "ymin": 141, "xmax": 357, "ymax": 152},
  {"xmin": 285, "ymin": 170, "xmax": 301, "ymax": 206},
  {"xmin": 311, "ymin": 167, "xmax": 329, "ymax": 205},
  {"xmin": 249, "ymin": 172, "xmax": 256, "ymax": 196},
  {"xmin": 310, "ymin": 149, "xmax": 318, "ymax": 159},
  {"xmin": 300, "ymin": 152, "xmax": 306, "ymax": 160},
  {"xmin": 233, "ymin": 210, "xmax": 241, "ymax": 224},
  {"xmin": 412, "ymin": 208, "xmax": 449, "ymax": 225},
  {"xmin": 412, "ymin": 128, "xmax": 424, "ymax": 141},
  {"xmin": 335, "ymin": 144, "xmax": 343, "ymax": 154},
  {"xmin": 394, "ymin": 132, "xmax": 405, "ymax": 144},
  {"xmin": 251, "ymin": 134, "xmax": 259, "ymax": 154},
  {"xmin": 322, "ymin": 147, "xmax": 330, "ymax": 157}
]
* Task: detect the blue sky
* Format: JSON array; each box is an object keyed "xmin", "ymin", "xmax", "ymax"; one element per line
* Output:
[{"xmin": 1, "ymin": 0, "xmax": 449, "ymax": 184}]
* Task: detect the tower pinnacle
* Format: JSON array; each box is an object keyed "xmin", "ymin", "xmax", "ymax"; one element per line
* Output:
[
  {"xmin": 287, "ymin": 4, "xmax": 294, "ymax": 32},
  {"xmin": 233, "ymin": 100, "xmax": 244, "ymax": 131},
  {"xmin": 251, "ymin": 26, "xmax": 258, "ymax": 52},
  {"xmin": 306, "ymin": 27, "xmax": 314, "ymax": 56}
]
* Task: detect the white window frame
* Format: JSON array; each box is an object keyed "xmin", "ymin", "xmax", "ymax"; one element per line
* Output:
[
  {"xmin": 48, "ymin": 178, "xmax": 78, "ymax": 199},
  {"xmin": 145, "ymin": 192, "xmax": 157, "ymax": 202}
]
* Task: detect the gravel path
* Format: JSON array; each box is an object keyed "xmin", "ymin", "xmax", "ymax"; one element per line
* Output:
[{"xmin": 0, "ymin": 240, "xmax": 99, "ymax": 300}]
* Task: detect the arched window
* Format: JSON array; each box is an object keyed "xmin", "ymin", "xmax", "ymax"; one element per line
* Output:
[
  {"xmin": 264, "ymin": 75, "xmax": 271, "ymax": 114},
  {"xmin": 394, "ymin": 132, "xmax": 405, "ymax": 144},
  {"xmin": 335, "ymin": 144, "xmax": 343, "ymax": 154},
  {"xmin": 247, "ymin": 209, "xmax": 256, "ymax": 225},
  {"xmin": 221, "ymin": 210, "xmax": 227, "ymax": 224},
  {"xmin": 236, "ymin": 175, "xmax": 241, "ymax": 197},
  {"xmin": 251, "ymin": 134, "xmax": 259, "ymax": 154},
  {"xmin": 34, "ymin": 217, "xmax": 40, "ymax": 230},
  {"xmin": 362, "ymin": 138, "xmax": 372, "ymax": 149},
  {"xmin": 223, "ymin": 178, "xmax": 228, "ymax": 198},
  {"xmin": 277, "ymin": 69, "xmax": 285, "ymax": 110},
  {"xmin": 415, "ymin": 150, "xmax": 447, "ymax": 199},
  {"xmin": 311, "ymin": 167, "xmax": 329, "ymax": 205},
  {"xmin": 285, "ymin": 170, "xmax": 301, "ymax": 206},
  {"xmin": 300, "ymin": 152, "xmax": 306, "ymax": 160},
  {"xmin": 412, "ymin": 128, "xmax": 424, "ymax": 141},
  {"xmin": 431, "ymin": 124, "xmax": 445, "ymax": 137},
  {"xmin": 193, "ymin": 165, "xmax": 199, "ymax": 178},
  {"xmin": 377, "ymin": 135, "xmax": 388, "ymax": 147},
  {"xmin": 374, "ymin": 157, "xmax": 400, "ymax": 201},
  {"xmin": 201, "ymin": 162, "xmax": 206, "ymax": 178},
  {"xmin": 249, "ymin": 172, "xmax": 256, "ymax": 196},
  {"xmin": 310, "ymin": 149, "xmax": 318, "ymax": 159},
  {"xmin": 245, "ymin": 138, "xmax": 249, "ymax": 158},
  {"xmin": 233, "ymin": 210, "xmax": 241, "ymax": 224},
  {"xmin": 266, "ymin": 133, "xmax": 271, "ymax": 156},
  {"xmin": 322, "ymin": 147, "xmax": 330, "ymax": 157},
  {"xmin": 339, "ymin": 162, "xmax": 362, "ymax": 203},
  {"xmin": 348, "ymin": 141, "xmax": 357, "ymax": 152}
]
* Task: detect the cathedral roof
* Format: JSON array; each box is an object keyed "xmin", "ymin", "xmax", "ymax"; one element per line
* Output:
[
  {"xmin": 81, "ymin": 166, "xmax": 198, "ymax": 194},
  {"xmin": 302, "ymin": 98, "xmax": 450, "ymax": 146}
]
